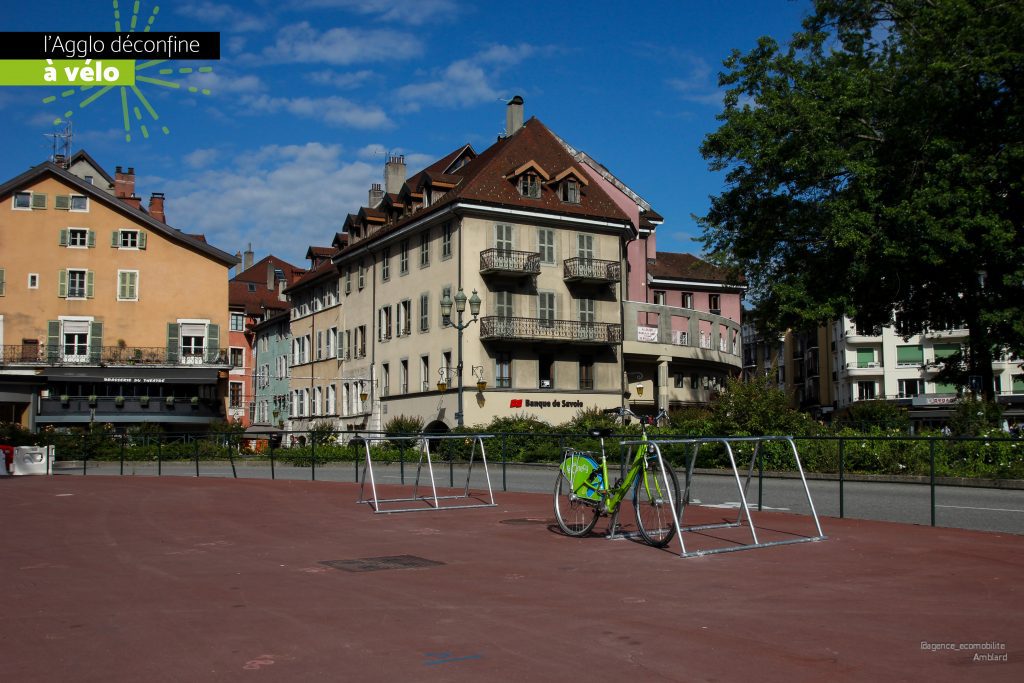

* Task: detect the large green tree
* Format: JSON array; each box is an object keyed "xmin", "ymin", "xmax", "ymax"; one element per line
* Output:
[{"xmin": 699, "ymin": 0, "xmax": 1023, "ymax": 400}]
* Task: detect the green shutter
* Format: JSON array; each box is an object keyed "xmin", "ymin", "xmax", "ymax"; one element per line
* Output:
[
  {"xmin": 85, "ymin": 270, "xmax": 95, "ymax": 298},
  {"xmin": 87, "ymin": 230, "xmax": 96, "ymax": 248},
  {"xmin": 118, "ymin": 272, "xmax": 128, "ymax": 300},
  {"xmin": 856, "ymin": 348, "xmax": 875, "ymax": 367},
  {"xmin": 31, "ymin": 192, "xmax": 47, "ymax": 209},
  {"xmin": 89, "ymin": 321, "xmax": 103, "ymax": 363},
  {"xmin": 55, "ymin": 195, "xmax": 70, "ymax": 210},
  {"xmin": 934, "ymin": 343, "xmax": 960, "ymax": 360},
  {"xmin": 896, "ymin": 345, "xmax": 923, "ymax": 365},
  {"xmin": 58, "ymin": 270, "xmax": 67, "ymax": 298},
  {"xmin": 112, "ymin": 230, "xmax": 120, "ymax": 247},
  {"xmin": 1013, "ymin": 376, "xmax": 1024, "ymax": 393},
  {"xmin": 59, "ymin": 229, "xmax": 68, "ymax": 246},
  {"xmin": 47, "ymin": 320, "xmax": 60, "ymax": 361},
  {"xmin": 0, "ymin": 268, "xmax": 5, "ymax": 296},
  {"xmin": 166, "ymin": 323, "xmax": 179, "ymax": 363},
  {"xmin": 933, "ymin": 382, "xmax": 958, "ymax": 395},
  {"xmin": 207, "ymin": 323, "xmax": 220, "ymax": 362},
  {"xmin": 138, "ymin": 231, "xmax": 147, "ymax": 249}
]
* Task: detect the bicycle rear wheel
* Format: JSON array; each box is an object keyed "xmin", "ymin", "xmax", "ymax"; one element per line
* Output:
[
  {"xmin": 553, "ymin": 455, "xmax": 601, "ymax": 537},
  {"xmin": 633, "ymin": 457, "xmax": 680, "ymax": 547}
]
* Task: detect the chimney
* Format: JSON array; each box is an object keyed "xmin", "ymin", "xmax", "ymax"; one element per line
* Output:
[
  {"xmin": 506, "ymin": 95, "xmax": 524, "ymax": 136},
  {"xmin": 115, "ymin": 166, "xmax": 135, "ymax": 199},
  {"xmin": 278, "ymin": 279, "xmax": 287, "ymax": 302},
  {"xmin": 384, "ymin": 155, "xmax": 406, "ymax": 195},
  {"xmin": 244, "ymin": 243, "xmax": 254, "ymax": 271},
  {"xmin": 267, "ymin": 261, "xmax": 275, "ymax": 291},
  {"xmin": 148, "ymin": 192, "xmax": 165, "ymax": 223},
  {"xmin": 123, "ymin": 196, "xmax": 142, "ymax": 210},
  {"xmin": 368, "ymin": 183, "xmax": 384, "ymax": 207}
]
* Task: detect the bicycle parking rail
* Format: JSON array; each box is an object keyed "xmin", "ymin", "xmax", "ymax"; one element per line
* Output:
[
  {"xmin": 357, "ymin": 433, "xmax": 497, "ymax": 513},
  {"xmin": 622, "ymin": 436, "xmax": 826, "ymax": 558}
]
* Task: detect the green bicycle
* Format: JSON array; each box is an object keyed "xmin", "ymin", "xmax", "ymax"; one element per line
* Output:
[{"xmin": 553, "ymin": 407, "xmax": 681, "ymax": 547}]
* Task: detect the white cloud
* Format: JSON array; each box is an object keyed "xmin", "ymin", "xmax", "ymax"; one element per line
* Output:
[
  {"xmin": 357, "ymin": 143, "xmax": 389, "ymax": 159},
  {"xmin": 243, "ymin": 94, "xmax": 393, "ymax": 129},
  {"xmin": 261, "ymin": 22, "xmax": 422, "ymax": 65},
  {"xmin": 183, "ymin": 148, "xmax": 219, "ymax": 169},
  {"xmin": 290, "ymin": 0, "xmax": 460, "ymax": 26},
  {"xmin": 306, "ymin": 69, "xmax": 376, "ymax": 90},
  {"xmin": 665, "ymin": 55, "xmax": 726, "ymax": 107},
  {"xmin": 180, "ymin": 71, "xmax": 266, "ymax": 96},
  {"xmin": 176, "ymin": 2, "xmax": 271, "ymax": 32},
  {"xmin": 156, "ymin": 143, "xmax": 378, "ymax": 264}
]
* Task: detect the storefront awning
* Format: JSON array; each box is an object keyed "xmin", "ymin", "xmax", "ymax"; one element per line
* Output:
[{"xmin": 44, "ymin": 367, "xmax": 221, "ymax": 385}]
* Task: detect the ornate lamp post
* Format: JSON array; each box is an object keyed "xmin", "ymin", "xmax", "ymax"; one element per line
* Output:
[{"xmin": 440, "ymin": 287, "xmax": 481, "ymax": 427}]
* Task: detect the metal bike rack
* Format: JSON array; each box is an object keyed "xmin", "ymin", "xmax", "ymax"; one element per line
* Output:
[
  {"xmin": 357, "ymin": 434, "xmax": 496, "ymax": 514},
  {"xmin": 625, "ymin": 437, "xmax": 826, "ymax": 558}
]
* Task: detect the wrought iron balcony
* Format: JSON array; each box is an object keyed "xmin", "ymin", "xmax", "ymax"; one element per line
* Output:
[
  {"xmin": 0, "ymin": 344, "xmax": 229, "ymax": 367},
  {"xmin": 479, "ymin": 248, "xmax": 541, "ymax": 276},
  {"xmin": 479, "ymin": 316, "xmax": 622, "ymax": 345},
  {"xmin": 563, "ymin": 257, "xmax": 621, "ymax": 283}
]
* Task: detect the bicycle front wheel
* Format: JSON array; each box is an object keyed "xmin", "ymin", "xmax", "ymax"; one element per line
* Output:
[
  {"xmin": 633, "ymin": 457, "xmax": 680, "ymax": 547},
  {"xmin": 553, "ymin": 459, "xmax": 601, "ymax": 538}
]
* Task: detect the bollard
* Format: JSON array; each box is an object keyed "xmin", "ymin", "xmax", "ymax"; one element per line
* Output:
[
  {"xmin": 838, "ymin": 438, "xmax": 845, "ymax": 518},
  {"xmin": 120, "ymin": 432, "xmax": 126, "ymax": 476},
  {"xmin": 194, "ymin": 439, "xmax": 200, "ymax": 477},
  {"xmin": 930, "ymin": 439, "xmax": 936, "ymax": 527}
]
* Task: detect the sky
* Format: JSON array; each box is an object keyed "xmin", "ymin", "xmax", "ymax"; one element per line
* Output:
[{"xmin": 1, "ymin": 0, "xmax": 813, "ymax": 268}]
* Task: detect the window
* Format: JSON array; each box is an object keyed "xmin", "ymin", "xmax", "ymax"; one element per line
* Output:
[
  {"xmin": 230, "ymin": 312, "xmax": 245, "ymax": 331},
  {"xmin": 579, "ymin": 356, "xmax": 594, "ymax": 390},
  {"xmin": 898, "ymin": 379, "xmax": 924, "ymax": 398},
  {"xmin": 495, "ymin": 290, "xmax": 514, "ymax": 317},
  {"xmin": 538, "ymin": 228, "xmax": 555, "ymax": 264},
  {"xmin": 381, "ymin": 363, "xmax": 390, "ymax": 396},
  {"xmin": 857, "ymin": 381, "xmax": 877, "ymax": 400},
  {"xmin": 70, "ymin": 195, "xmax": 88, "ymax": 211},
  {"xmin": 65, "ymin": 228, "xmax": 90, "ymax": 248},
  {"xmin": 709, "ymin": 294, "xmax": 721, "ymax": 315},
  {"xmin": 856, "ymin": 348, "xmax": 876, "ymax": 368},
  {"xmin": 328, "ymin": 327, "xmax": 338, "ymax": 357},
  {"xmin": 378, "ymin": 305, "xmax": 392, "ymax": 341},
  {"xmin": 538, "ymin": 292, "xmax": 555, "ymax": 327},
  {"xmin": 441, "ymin": 221, "xmax": 452, "ymax": 258},
  {"xmin": 230, "ymin": 347, "xmax": 244, "ymax": 367},
  {"xmin": 65, "ymin": 269, "xmax": 88, "ymax": 299},
  {"xmin": 398, "ymin": 300, "xmax": 412, "ymax": 337},
  {"xmin": 357, "ymin": 325, "xmax": 366, "ymax": 357},
  {"xmin": 496, "ymin": 351, "xmax": 512, "ymax": 388},
  {"xmin": 495, "ymin": 223, "xmax": 513, "ymax": 252},
  {"xmin": 420, "ymin": 231, "xmax": 430, "ymax": 266},
  {"xmin": 577, "ymin": 234, "xmax": 594, "ymax": 260},
  {"xmin": 13, "ymin": 192, "xmax": 31, "ymax": 209},
  {"xmin": 358, "ymin": 260, "xmax": 365, "ymax": 289},
  {"xmin": 117, "ymin": 270, "xmax": 138, "ymax": 301},
  {"xmin": 681, "ymin": 292, "xmax": 694, "ymax": 309},
  {"xmin": 560, "ymin": 178, "xmax": 580, "ymax": 203},
  {"xmin": 28, "ymin": 273, "xmax": 39, "ymax": 290},
  {"xmin": 896, "ymin": 345, "xmax": 924, "ymax": 367},
  {"xmin": 115, "ymin": 229, "xmax": 145, "ymax": 249},
  {"xmin": 421, "ymin": 355, "xmax": 430, "ymax": 392},
  {"xmin": 653, "ymin": 290, "xmax": 666, "ymax": 305},
  {"xmin": 519, "ymin": 173, "xmax": 541, "ymax": 198},
  {"xmin": 419, "ymin": 293, "xmax": 429, "ymax": 331},
  {"xmin": 230, "ymin": 382, "xmax": 243, "ymax": 408},
  {"xmin": 400, "ymin": 359, "xmax": 409, "ymax": 394},
  {"xmin": 313, "ymin": 387, "xmax": 322, "ymax": 416},
  {"xmin": 381, "ymin": 248, "xmax": 391, "ymax": 281},
  {"xmin": 539, "ymin": 353, "xmax": 554, "ymax": 389},
  {"xmin": 345, "ymin": 267, "xmax": 352, "ymax": 294},
  {"xmin": 63, "ymin": 324, "xmax": 89, "ymax": 360},
  {"xmin": 326, "ymin": 385, "xmax": 336, "ymax": 415},
  {"xmin": 400, "ymin": 239, "xmax": 409, "ymax": 274},
  {"xmin": 579, "ymin": 299, "xmax": 595, "ymax": 324}
]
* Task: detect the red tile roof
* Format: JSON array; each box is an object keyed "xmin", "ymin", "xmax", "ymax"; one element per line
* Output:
[{"xmin": 648, "ymin": 252, "xmax": 745, "ymax": 285}]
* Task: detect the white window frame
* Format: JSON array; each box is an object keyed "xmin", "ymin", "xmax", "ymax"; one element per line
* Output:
[
  {"xmin": 230, "ymin": 312, "xmax": 245, "ymax": 331},
  {"xmin": 441, "ymin": 222, "xmax": 452, "ymax": 259},
  {"xmin": 117, "ymin": 270, "xmax": 139, "ymax": 301},
  {"xmin": 538, "ymin": 228, "xmax": 555, "ymax": 264},
  {"xmin": 68, "ymin": 228, "xmax": 89, "ymax": 249},
  {"xmin": 69, "ymin": 194, "xmax": 89, "ymax": 212},
  {"xmin": 28, "ymin": 273, "xmax": 39, "ymax": 289},
  {"xmin": 66, "ymin": 269, "xmax": 88, "ymax": 299},
  {"xmin": 119, "ymin": 229, "xmax": 141, "ymax": 249},
  {"xmin": 13, "ymin": 192, "xmax": 32, "ymax": 210},
  {"xmin": 420, "ymin": 231, "xmax": 430, "ymax": 267},
  {"xmin": 58, "ymin": 316, "xmax": 93, "ymax": 363}
]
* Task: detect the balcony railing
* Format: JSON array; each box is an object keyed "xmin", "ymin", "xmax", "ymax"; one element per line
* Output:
[
  {"xmin": 479, "ymin": 249, "xmax": 541, "ymax": 276},
  {"xmin": 563, "ymin": 257, "xmax": 621, "ymax": 283},
  {"xmin": 0, "ymin": 344, "xmax": 229, "ymax": 367},
  {"xmin": 479, "ymin": 316, "xmax": 622, "ymax": 344}
]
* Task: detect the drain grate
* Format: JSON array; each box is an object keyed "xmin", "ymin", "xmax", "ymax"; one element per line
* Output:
[
  {"xmin": 499, "ymin": 518, "xmax": 555, "ymax": 525},
  {"xmin": 320, "ymin": 555, "xmax": 445, "ymax": 572}
]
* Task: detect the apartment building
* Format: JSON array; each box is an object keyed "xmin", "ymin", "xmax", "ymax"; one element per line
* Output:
[
  {"xmin": 0, "ymin": 151, "xmax": 238, "ymax": 432},
  {"xmin": 251, "ymin": 310, "xmax": 292, "ymax": 429},
  {"xmin": 227, "ymin": 249, "xmax": 305, "ymax": 426}
]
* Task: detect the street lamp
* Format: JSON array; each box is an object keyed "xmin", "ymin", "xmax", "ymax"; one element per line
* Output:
[{"xmin": 440, "ymin": 287, "xmax": 481, "ymax": 427}]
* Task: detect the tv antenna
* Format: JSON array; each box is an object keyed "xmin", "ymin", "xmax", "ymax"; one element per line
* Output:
[{"xmin": 45, "ymin": 121, "xmax": 73, "ymax": 167}]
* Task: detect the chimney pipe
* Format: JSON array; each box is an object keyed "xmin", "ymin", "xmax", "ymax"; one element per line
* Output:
[
  {"xmin": 115, "ymin": 166, "xmax": 136, "ymax": 199},
  {"xmin": 384, "ymin": 155, "xmax": 406, "ymax": 195},
  {"xmin": 368, "ymin": 183, "xmax": 384, "ymax": 208},
  {"xmin": 506, "ymin": 95, "xmax": 524, "ymax": 136},
  {"xmin": 244, "ymin": 243, "xmax": 254, "ymax": 270},
  {"xmin": 148, "ymin": 192, "xmax": 165, "ymax": 223},
  {"xmin": 267, "ymin": 261, "xmax": 275, "ymax": 290}
]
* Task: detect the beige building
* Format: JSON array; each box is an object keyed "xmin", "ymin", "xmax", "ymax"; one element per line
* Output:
[{"xmin": 0, "ymin": 151, "xmax": 238, "ymax": 432}]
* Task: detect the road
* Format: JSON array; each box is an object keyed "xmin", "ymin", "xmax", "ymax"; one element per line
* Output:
[{"xmin": 49, "ymin": 457, "xmax": 1024, "ymax": 535}]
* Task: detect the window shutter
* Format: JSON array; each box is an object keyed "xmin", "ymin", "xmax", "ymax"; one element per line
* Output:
[
  {"xmin": 112, "ymin": 230, "xmax": 120, "ymax": 247},
  {"xmin": 138, "ymin": 231, "xmax": 147, "ymax": 249},
  {"xmin": 86, "ymin": 270, "xmax": 95, "ymax": 298},
  {"xmin": 59, "ymin": 229, "xmax": 68, "ymax": 246},
  {"xmin": 58, "ymin": 270, "xmax": 67, "ymax": 298},
  {"xmin": 47, "ymin": 320, "xmax": 61, "ymax": 361},
  {"xmin": 207, "ymin": 323, "xmax": 220, "ymax": 362},
  {"xmin": 55, "ymin": 195, "xmax": 70, "ymax": 210},
  {"xmin": 31, "ymin": 193, "xmax": 47, "ymax": 209},
  {"xmin": 89, "ymin": 321, "xmax": 103, "ymax": 363},
  {"xmin": 118, "ymin": 273, "xmax": 128, "ymax": 300},
  {"xmin": 0, "ymin": 268, "xmax": 5, "ymax": 296},
  {"xmin": 87, "ymin": 230, "xmax": 96, "ymax": 248},
  {"xmin": 166, "ymin": 323, "xmax": 179, "ymax": 363}
]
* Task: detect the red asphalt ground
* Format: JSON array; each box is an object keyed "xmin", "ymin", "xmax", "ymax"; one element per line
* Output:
[{"xmin": 1, "ymin": 475, "xmax": 1021, "ymax": 682}]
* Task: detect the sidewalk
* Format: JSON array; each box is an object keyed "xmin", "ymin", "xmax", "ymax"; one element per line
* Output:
[{"xmin": 1, "ymin": 475, "xmax": 1020, "ymax": 681}]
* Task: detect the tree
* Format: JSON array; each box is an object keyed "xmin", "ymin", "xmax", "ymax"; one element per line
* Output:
[{"xmin": 699, "ymin": 0, "xmax": 1024, "ymax": 401}]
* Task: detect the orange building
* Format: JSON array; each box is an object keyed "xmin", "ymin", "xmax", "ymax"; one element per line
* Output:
[{"xmin": 0, "ymin": 151, "xmax": 238, "ymax": 433}]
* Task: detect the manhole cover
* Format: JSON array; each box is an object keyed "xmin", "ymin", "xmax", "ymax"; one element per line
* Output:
[
  {"xmin": 319, "ymin": 555, "xmax": 444, "ymax": 572},
  {"xmin": 499, "ymin": 518, "xmax": 555, "ymax": 525}
]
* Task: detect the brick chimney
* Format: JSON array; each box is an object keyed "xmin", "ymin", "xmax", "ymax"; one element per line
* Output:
[
  {"xmin": 384, "ymin": 155, "xmax": 406, "ymax": 195},
  {"xmin": 148, "ymin": 192, "xmax": 166, "ymax": 222},
  {"xmin": 506, "ymin": 95, "xmax": 524, "ymax": 136},
  {"xmin": 115, "ymin": 166, "xmax": 135, "ymax": 199},
  {"xmin": 244, "ymin": 243, "xmax": 254, "ymax": 270},
  {"xmin": 368, "ymin": 183, "xmax": 384, "ymax": 207}
]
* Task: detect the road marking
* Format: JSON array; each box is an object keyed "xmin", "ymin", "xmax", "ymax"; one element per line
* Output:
[{"xmin": 936, "ymin": 504, "xmax": 1024, "ymax": 513}]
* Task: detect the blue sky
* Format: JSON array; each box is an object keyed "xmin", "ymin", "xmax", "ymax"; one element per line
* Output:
[{"xmin": 1, "ymin": 0, "xmax": 812, "ymax": 268}]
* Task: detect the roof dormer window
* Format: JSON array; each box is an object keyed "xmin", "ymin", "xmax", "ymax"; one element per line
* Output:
[
  {"xmin": 519, "ymin": 173, "xmax": 541, "ymax": 198},
  {"xmin": 561, "ymin": 178, "xmax": 580, "ymax": 204}
]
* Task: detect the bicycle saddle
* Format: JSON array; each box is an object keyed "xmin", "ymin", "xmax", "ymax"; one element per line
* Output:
[{"xmin": 589, "ymin": 428, "xmax": 614, "ymax": 438}]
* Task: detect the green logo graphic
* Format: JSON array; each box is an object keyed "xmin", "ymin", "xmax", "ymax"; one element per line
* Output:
[{"xmin": 39, "ymin": 1, "xmax": 213, "ymax": 142}]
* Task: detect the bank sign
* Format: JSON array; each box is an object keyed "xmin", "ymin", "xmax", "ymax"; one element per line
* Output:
[{"xmin": 509, "ymin": 398, "xmax": 585, "ymax": 409}]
